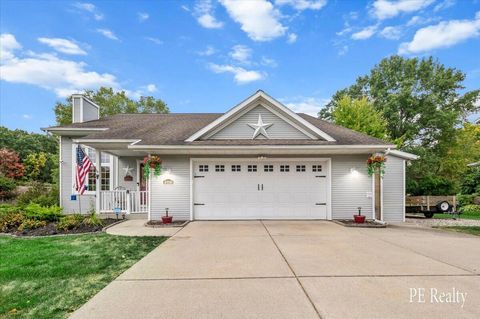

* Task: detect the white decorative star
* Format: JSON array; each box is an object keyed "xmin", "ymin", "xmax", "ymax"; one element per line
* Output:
[
  {"xmin": 247, "ymin": 114, "xmax": 273, "ymax": 139},
  {"xmin": 122, "ymin": 165, "xmax": 134, "ymax": 176}
]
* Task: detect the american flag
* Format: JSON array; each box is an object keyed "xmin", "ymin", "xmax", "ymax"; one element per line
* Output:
[{"xmin": 75, "ymin": 145, "xmax": 94, "ymax": 195}]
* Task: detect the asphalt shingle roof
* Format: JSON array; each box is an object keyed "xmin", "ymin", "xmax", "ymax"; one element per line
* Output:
[{"xmin": 46, "ymin": 113, "xmax": 390, "ymax": 146}]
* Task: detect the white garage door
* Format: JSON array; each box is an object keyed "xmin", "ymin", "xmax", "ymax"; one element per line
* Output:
[{"xmin": 193, "ymin": 160, "xmax": 329, "ymax": 220}]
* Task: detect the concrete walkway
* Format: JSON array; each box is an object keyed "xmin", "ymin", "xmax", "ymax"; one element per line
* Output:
[
  {"xmin": 105, "ymin": 219, "xmax": 182, "ymax": 237},
  {"xmin": 72, "ymin": 221, "xmax": 480, "ymax": 319}
]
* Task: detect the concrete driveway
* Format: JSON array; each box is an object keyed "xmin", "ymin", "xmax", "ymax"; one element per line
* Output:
[{"xmin": 71, "ymin": 221, "xmax": 480, "ymax": 319}]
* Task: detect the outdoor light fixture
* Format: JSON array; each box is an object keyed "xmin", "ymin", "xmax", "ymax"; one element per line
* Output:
[
  {"xmin": 257, "ymin": 155, "xmax": 267, "ymax": 160},
  {"xmin": 350, "ymin": 167, "xmax": 359, "ymax": 175}
]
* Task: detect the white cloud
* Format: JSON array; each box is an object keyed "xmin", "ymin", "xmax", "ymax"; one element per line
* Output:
[
  {"xmin": 195, "ymin": 0, "xmax": 224, "ymax": 29},
  {"xmin": 287, "ymin": 33, "xmax": 298, "ymax": 43},
  {"xmin": 73, "ymin": 2, "xmax": 104, "ymax": 20},
  {"xmin": 197, "ymin": 45, "xmax": 216, "ymax": 56},
  {"xmin": 0, "ymin": 34, "xmax": 21, "ymax": 60},
  {"xmin": 145, "ymin": 37, "xmax": 163, "ymax": 45},
  {"xmin": 209, "ymin": 63, "xmax": 264, "ymax": 84},
  {"xmin": 282, "ymin": 97, "xmax": 330, "ymax": 116},
  {"xmin": 371, "ymin": 0, "xmax": 434, "ymax": 20},
  {"xmin": 181, "ymin": 5, "xmax": 190, "ymax": 12},
  {"xmin": 434, "ymin": 0, "xmax": 456, "ymax": 12},
  {"xmin": 220, "ymin": 0, "xmax": 287, "ymax": 41},
  {"xmin": 229, "ymin": 45, "xmax": 252, "ymax": 63},
  {"xmin": 261, "ymin": 56, "xmax": 278, "ymax": 68},
  {"xmin": 338, "ymin": 45, "xmax": 349, "ymax": 56},
  {"xmin": 0, "ymin": 33, "xmax": 118, "ymax": 97},
  {"xmin": 275, "ymin": 0, "xmax": 327, "ymax": 11},
  {"xmin": 351, "ymin": 25, "xmax": 378, "ymax": 40},
  {"xmin": 146, "ymin": 84, "xmax": 157, "ymax": 93},
  {"xmin": 379, "ymin": 26, "xmax": 402, "ymax": 39},
  {"xmin": 407, "ymin": 16, "xmax": 433, "ymax": 27},
  {"xmin": 22, "ymin": 114, "xmax": 32, "ymax": 120},
  {"xmin": 37, "ymin": 38, "xmax": 87, "ymax": 55},
  {"xmin": 138, "ymin": 12, "xmax": 149, "ymax": 22},
  {"xmin": 96, "ymin": 29, "xmax": 119, "ymax": 41},
  {"xmin": 399, "ymin": 12, "xmax": 480, "ymax": 54}
]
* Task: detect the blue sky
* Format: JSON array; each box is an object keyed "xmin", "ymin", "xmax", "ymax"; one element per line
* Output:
[{"xmin": 1, "ymin": 0, "xmax": 479, "ymax": 132}]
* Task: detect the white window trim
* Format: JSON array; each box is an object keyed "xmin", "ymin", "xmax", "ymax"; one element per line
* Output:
[{"xmin": 71, "ymin": 144, "xmax": 113, "ymax": 195}]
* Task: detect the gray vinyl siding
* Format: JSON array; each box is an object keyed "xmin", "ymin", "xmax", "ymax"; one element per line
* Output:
[
  {"xmin": 60, "ymin": 137, "xmax": 95, "ymax": 213},
  {"xmin": 383, "ymin": 155, "xmax": 405, "ymax": 222},
  {"xmin": 117, "ymin": 157, "xmax": 140, "ymax": 190},
  {"xmin": 82, "ymin": 99, "xmax": 99, "ymax": 122},
  {"xmin": 73, "ymin": 97, "xmax": 81, "ymax": 123},
  {"xmin": 150, "ymin": 156, "xmax": 191, "ymax": 221},
  {"xmin": 209, "ymin": 105, "xmax": 310, "ymax": 139},
  {"xmin": 331, "ymin": 155, "xmax": 373, "ymax": 219}
]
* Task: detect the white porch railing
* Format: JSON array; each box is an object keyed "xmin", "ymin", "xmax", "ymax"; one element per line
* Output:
[{"xmin": 100, "ymin": 190, "xmax": 148, "ymax": 214}]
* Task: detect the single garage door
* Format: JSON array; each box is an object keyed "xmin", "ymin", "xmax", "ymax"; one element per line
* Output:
[{"xmin": 193, "ymin": 159, "xmax": 329, "ymax": 220}]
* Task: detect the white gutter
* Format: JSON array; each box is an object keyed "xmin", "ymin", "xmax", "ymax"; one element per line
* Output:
[{"xmin": 384, "ymin": 149, "xmax": 419, "ymax": 160}]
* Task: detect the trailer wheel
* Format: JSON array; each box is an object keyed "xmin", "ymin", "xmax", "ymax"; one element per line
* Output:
[
  {"xmin": 436, "ymin": 201, "xmax": 451, "ymax": 213},
  {"xmin": 424, "ymin": 212, "xmax": 434, "ymax": 218}
]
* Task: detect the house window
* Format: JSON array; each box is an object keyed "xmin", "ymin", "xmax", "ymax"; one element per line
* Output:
[
  {"xmin": 231, "ymin": 165, "xmax": 241, "ymax": 172},
  {"xmin": 248, "ymin": 165, "xmax": 257, "ymax": 172},
  {"xmin": 280, "ymin": 165, "xmax": 290, "ymax": 172},
  {"xmin": 74, "ymin": 145, "xmax": 112, "ymax": 193},
  {"xmin": 264, "ymin": 165, "xmax": 274, "ymax": 172},
  {"xmin": 199, "ymin": 165, "xmax": 209, "ymax": 172},
  {"xmin": 296, "ymin": 165, "xmax": 306, "ymax": 172},
  {"xmin": 312, "ymin": 165, "xmax": 322, "ymax": 172},
  {"xmin": 215, "ymin": 165, "xmax": 225, "ymax": 172}
]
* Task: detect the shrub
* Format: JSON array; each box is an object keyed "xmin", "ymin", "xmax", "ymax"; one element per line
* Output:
[
  {"xmin": 18, "ymin": 219, "xmax": 47, "ymax": 231},
  {"xmin": 83, "ymin": 213, "xmax": 104, "ymax": 227},
  {"xmin": 459, "ymin": 204, "xmax": 480, "ymax": 215},
  {"xmin": 0, "ymin": 148, "xmax": 24, "ymax": 179},
  {"xmin": 460, "ymin": 167, "xmax": 480, "ymax": 195},
  {"xmin": 407, "ymin": 175, "xmax": 457, "ymax": 196},
  {"xmin": 23, "ymin": 203, "xmax": 63, "ymax": 222},
  {"xmin": 0, "ymin": 175, "xmax": 16, "ymax": 200},
  {"xmin": 0, "ymin": 204, "xmax": 19, "ymax": 215},
  {"xmin": 56, "ymin": 215, "xmax": 84, "ymax": 231},
  {"xmin": 0, "ymin": 212, "xmax": 25, "ymax": 232},
  {"xmin": 16, "ymin": 182, "xmax": 58, "ymax": 207},
  {"xmin": 457, "ymin": 194, "xmax": 477, "ymax": 207}
]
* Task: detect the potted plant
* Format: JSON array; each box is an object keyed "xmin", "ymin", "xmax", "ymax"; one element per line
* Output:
[
  {"xmin": 367, "ymin": 154, "xmax": 387, "ymax": 177},
  {"xmin": 143, "ymin": 155, "xmax": 162, "ymax": 179},
  {"xmin": 162, "ymin": 208, "xmax": 173, "ymax": 224},
  {"xmin": 354, "ymin": 207, "xmax": 365, "ymax": 223}
]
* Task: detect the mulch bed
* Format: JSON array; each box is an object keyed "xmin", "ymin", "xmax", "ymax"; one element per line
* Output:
[
  {"xmin": 2, "ymin": 219, "xmax": 119, "ymax": 237},
  {"xmin": 334, "ymin": 219, "xmax": 387, "ymax": 228},
  {"xmin": 145, "ymin": 220, "xmax": 188, "ymax": 228}
]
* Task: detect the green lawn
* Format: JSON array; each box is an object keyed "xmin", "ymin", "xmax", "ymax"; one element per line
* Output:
[
  {"xmin": 438, "ymin": 226, "xmax": 480, "ymax": 236},
  {"xmin": 432, "ymin": 213, "xmax": 480, "ymax": 220},
  {"xmin": 0, "ymin": 234, "xmax": 166, "ymax": 319}
]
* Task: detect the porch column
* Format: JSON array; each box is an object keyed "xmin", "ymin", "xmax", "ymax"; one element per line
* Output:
[{"xmin": 95, "ymin": 149, "xmax": 101, "ymax": 214}]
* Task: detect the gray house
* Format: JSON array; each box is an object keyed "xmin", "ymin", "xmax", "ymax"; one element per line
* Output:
[{"xmin": 44, "ymin": 90, "xmax": 417, "ymax": 222}]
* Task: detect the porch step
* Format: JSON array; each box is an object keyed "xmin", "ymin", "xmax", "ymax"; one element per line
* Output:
[
  {"xmin": 126, "ymin": 213, "xmax": 148, "ymax": 220},
  {"xmin": 98, "ymin": 213, "xmax": 147, "ymax": 220}
]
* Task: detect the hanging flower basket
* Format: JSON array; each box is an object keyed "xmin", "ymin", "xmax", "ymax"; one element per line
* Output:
[
  {"xmin": 367, "ymin": 155, "xmax": 386, "ymax": 177},
  {"xmin": 143, "ymin": 155, "xmax": 162, "ymax": 179}
]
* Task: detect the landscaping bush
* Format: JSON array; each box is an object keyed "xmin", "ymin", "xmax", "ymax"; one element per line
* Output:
[
  {"xmin": 0, "ymin": 175, "xmax": 16, "ymax": 200},
  {"xmin": 0, "ymin": 212, "xmax": 25, "ymax": 232},
  {"xmin": 18, "ymin": 219, "xmax": 47, "ymax": 231},
  {"xmin": 23, "ymin": 203, "xmax": 63, "ymax": 222},
  {"xmin": 83, "ymin": 212, "xmax": 104, "ymax": 227},
  {"xmin": 459, "ymin": 204, "xmax": 480, "ymax": 215},
  {"xmin": 56, "ymin": 215, "xmax": 84, "ymax": 231},
  {"xmin": 457, "ymin": 194, "xmax": 478, "ymax": 207},
  {"xmin": 16, "ymin": 182, "xmax": 59, "ymax": 207}
]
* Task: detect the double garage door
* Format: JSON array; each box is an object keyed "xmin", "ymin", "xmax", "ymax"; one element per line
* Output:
[{"xmin": 193, "ymin": 159, "xmax": 329, "ymax": 220}]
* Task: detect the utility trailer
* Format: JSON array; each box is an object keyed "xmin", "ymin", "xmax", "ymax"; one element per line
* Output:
[{"xmin": 405, "ymin": 195, "xmax": 457, "ymax": 218}]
